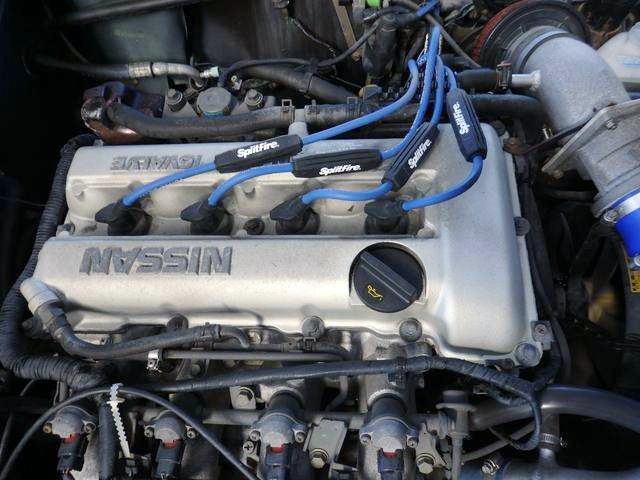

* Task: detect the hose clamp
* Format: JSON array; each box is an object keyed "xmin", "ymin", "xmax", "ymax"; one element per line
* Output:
[{"xmin": 614, "ymin": 189, "xmax": 640, "ymax": 220}]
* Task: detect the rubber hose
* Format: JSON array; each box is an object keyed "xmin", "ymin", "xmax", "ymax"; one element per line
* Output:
[
  {"xmin": 0, "ymin": 135, "xmax": 106, "ymax": 390},
  {"xmin": 456, "ymin": 68, "xmax": 499, "ymax": 92},
  {"xmin": 106, "ymin": 103, "xmax": 293, "ymax": 140},
  {"xmin": 98, "ymin": 403, "xmax": 117, "ymax": 480},
  {"xmin": 469, "ymin": 384, "xmax": 640, "ymax": 433},
  {"xmin": 243, "ymin": 65, "xmax": 354, "ymax": 104},
  {"xmin": 106, "ymin": 95, "xmax": 542, "ymax": 141},
  {"xmin": 42, "ymin": 309, "xmax": 249, "ymax": 359}
]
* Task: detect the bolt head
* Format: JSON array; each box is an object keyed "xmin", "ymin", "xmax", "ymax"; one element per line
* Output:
[
  {"xmin": 144, "ymin": 426, "xmax": 154, "ymax": 438},
  {"xmin": 534, "ymin": 323, "xmax": 547, "ymax": 336},
  {"xmin": 186, "ymin": 428, "xmax": 197, "ymax": 439},
  {"xmin": 249, "ymin": 430, "xmax": 261, "ymax": 442},
  {"xmin": 406, "ymin": 436, "xmax": 418, "ymax": 448},
  {"xmin": 242, "ymin": 441, "xmax": 255, "ymax": 454},
  {"xmin": 294, "ymin": 431, "xmax": 306, "ymax": 443},
  {"xmin": 514, "ymin": 342, "xmax": 541, "ymax": 367},
  {"xmin": 399, "ymin": 319, "xmax": 422, "ymax": 342},
  {"xmin": 602, "ymin": 209, "xmax": 619, "ymax": 224},
  {"xmin": 43, "ymin": 422, "xmax": 53, "ymax": 434},
  {"xmin": 83, "ymin": 423, "xmax": 96, "ymax": 434},
  {"xmin": 631, "ymin": 255, "xmax": 640, "ymax": 270},
  {"xmin": 416, "ymin": 455, "xmax": 434, "ymax": 475},
  {"xmin": 360, "ymin": 433, "xmax": 371, "ymax": 445},
  {"xmin": 309, "ymin": 449, "xmax": 328, "ymax": 469},
  {"xmin": 247, "ymin": 330, "xmax": 262, "ymax": 344}
]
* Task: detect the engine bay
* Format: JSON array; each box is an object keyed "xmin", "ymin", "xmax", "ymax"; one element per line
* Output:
[{"xmin": 1, "ymin": 0, "xmax": 640, "ymax": 479}]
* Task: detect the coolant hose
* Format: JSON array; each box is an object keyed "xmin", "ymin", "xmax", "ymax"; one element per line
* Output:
[
  {"xmin": 0, "ymin": 135, "xmax": 106, "ymax": 391},
  {"xmin": 105, "ymin": 103, "xmax": 294, "ymax": 140},
  {"xmin": 302, "ymin": 59, "xmax": 422, "ymax": 144},
  {"xmin": 24, "ymin": 300, "xmax": 250, "ymax": 359},
  {"xmin": 470, "ymin": 385, "xmax": 640, "ymax": 434},
  {"xmin": 242, "ymin": 65, "xmax": 355, "ymax": 104}
]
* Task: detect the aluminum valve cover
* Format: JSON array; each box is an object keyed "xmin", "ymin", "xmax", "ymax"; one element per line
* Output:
[{"xmin": 31, "ymin": 125, "xmax": 539, "ymax": 364}]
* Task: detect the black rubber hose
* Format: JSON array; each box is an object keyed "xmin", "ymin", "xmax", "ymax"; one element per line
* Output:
[
  {"xmin": 456, "ymin": 68, "xmax": 499, "ymax": 92},
  {"xmin": 303, "ymin": 94, "xmax": 543, "ymax": 127},
  {"xmin": 106, "ymin": 103, "xmax": 293, "ymax": 140},
  {"xmin": 470, "ymin": 385, "xmax": 640, "ymax": 434},
  {"xmin": 39, "ymin": 307, "xmax": 249, "ymax": 359},
  {"xmin": 217, "ymin": 58, "xmax": 310, "ymax": 89},
  {"xmin": 242, "ymin": 65, "xmax": 355, "ymax": 104},
  {"xmin": 467, "ymin": 94, "xmax": 543, "ymax": 121},
  {"xmin": 217, "ymin": 21, "xmax": 381, "ymax": 89},
  {"xmin": 98, "ymin": 403, "xmax": 118, "ymax": 480},
  {"xmin": 106, "ymin": 95, "xmax": 542, "ymax": 141},
  {"xmin": 50, "ymin": 0, "xmax": 213, "ymax": 28},
  {"xmin": 0, "ymin": 135, "xmax": 106, "ymax": 391},
  {"xmin": 144, "ymin": 356, "xmax": 542, "ymax": 450}
]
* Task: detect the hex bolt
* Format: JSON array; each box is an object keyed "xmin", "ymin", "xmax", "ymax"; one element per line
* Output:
[
  {"xmin": 243, "ymin": 218, "xmax": 265, "ymax": 235},
  {"xmin": 43, "ymin": 422, "xmax": 53, "ymax": 434},
  {"xmin": 514, "ymin": 342, "xmax": 541, "ymax": 367},
  {"xmin": 245, "ymin": 89, "xmax": 265, "ymax": 110},
  {"xmin": 185, "ymin": 427, "xmax": 197, "ymax": 439},
  {"xmin": 309, "ymin": 449, "xmax": 329, "ymax": 469},
  {"xmin": 83, "ymin": 423, "xmax": 96, "ymax": 434},
  {"xmin": 144, "ymin": 426, "xmax": 155, "ymax": 438},
  {"xmin": 406, "ymin": 436, "xmax": 418, "ymax": 448},
  {"xmin": 416, "ymin": 454, "xmax": 434, "ymax": 475},
  {"xmin": 294, "ymin": 431, "xmax": 306, "ymax": 443},
  {"xmin": 399, "ymin": 319, "xmax": 422, "ymax": 342},
  {"xmin": 242, "ymin": 441, "xmax": 256, "ymax": 454},
  {"xmin": 301, "ymin": 316, "xmax": 325, "ymax": 339},
  {"xmin": 360, "ymin": 434, "xmax": 371, "ymax": 445},
  {"xmin": 247, "ymin": 330, "xmax": 262, "ymax": 344},
  {"xmin": 249, "ymin": 430, "xmax": 261, "ymax": 442}
]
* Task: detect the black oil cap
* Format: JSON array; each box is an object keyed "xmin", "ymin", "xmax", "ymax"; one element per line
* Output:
[{"xmin": 352, "ymin": 245, "xmax": 424, "ymax": 313}]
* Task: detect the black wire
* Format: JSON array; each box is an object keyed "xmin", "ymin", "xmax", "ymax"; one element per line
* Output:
[
  {"xmin": 0, "ymin": 380, "xmax": 37, "ymax": 466},
  {"xmin": 0, "ymin": 386, "xmax": 258, "ymax": 480},
  {"xmin": 217, "ymin": 20, "xmax": 381, "ymax": 88},
  {"xmin": 290, "ymin": 17, "xmax": 338, "ymax": 57}
]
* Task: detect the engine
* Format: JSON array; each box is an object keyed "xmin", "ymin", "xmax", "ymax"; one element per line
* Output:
[{"xmin": 3, "ymin": 1, "xmax": 640, "ymax": 479}]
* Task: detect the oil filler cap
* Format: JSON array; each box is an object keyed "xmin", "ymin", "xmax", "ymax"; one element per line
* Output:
[{"xmin": 352, "ymin": 245, "xmax": 424, "ymax": 313}]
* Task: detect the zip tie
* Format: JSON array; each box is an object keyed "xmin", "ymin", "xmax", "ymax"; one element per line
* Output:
[{"xmin": 108, "ymin": 383, "xmax": 132, "ymax": 459}]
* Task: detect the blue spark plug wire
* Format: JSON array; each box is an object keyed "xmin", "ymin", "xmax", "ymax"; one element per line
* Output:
[{"xmin": 400, "ymin": 69, "xmax": 487, "ymax": 212}]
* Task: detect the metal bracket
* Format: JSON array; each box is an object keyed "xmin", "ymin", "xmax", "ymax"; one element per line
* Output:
[{"xmin": 542, "ymin": 99, "xmax": 640, "ymax": 178}]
